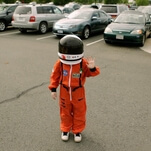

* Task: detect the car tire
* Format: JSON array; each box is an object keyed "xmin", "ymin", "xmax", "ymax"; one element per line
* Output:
[
  {"xmin": 140, "ymin": 35, "xmax": 145, "ymax": 47},
  {"xmin": 19, "ymin": 28, "xmax": 27, "ymax": 33},
  {"xmin": 57, "ymin": 35, "xmax": 63, "ymax": 38},
  {"xmin": 82, "ymin": 26, "xmax": 90, "ymax": 39},
  {"xmin": 39, "ymin": 22, "xmax": 47, "ymax": 34},
  {"xmin": 0, "ymin": 21, "xmax": 6, "ymax": 31}
]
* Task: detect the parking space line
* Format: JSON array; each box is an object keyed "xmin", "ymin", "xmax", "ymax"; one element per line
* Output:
[
  {"xmin": 86, "ymin": 38, "xmax": 104, "ymax": 46},
  {"xmin": 36, "ymin": 35, "xmax": 55, "ymax": 40},
  {"xmin": 0, "ymin": 31, "xmax": 20, "ymax": 36}
]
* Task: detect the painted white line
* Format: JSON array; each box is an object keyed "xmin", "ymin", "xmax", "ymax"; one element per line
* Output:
[
  {"xmin": 36, "ymin": 35, "xmax": 55, "ymax": 40},
  {"xmin": 86, "ymin": 38, "xmax": 104, "ymax": 46},
  {"xmin": 0, "ymin": 31, "xmax": 20, "ymax": 36}
]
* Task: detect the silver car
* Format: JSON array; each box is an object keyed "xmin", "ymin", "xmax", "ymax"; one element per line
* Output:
[{"xmin": 12, "ymin": 3, "xmax": 65, "ymax": 34}]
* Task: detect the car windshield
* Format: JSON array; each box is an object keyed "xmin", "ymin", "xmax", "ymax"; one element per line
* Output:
[
  {"xmin": 63, "ymin": 8, "xmax": 74, "ymax": 14},
  {"xmin": 68, "ymin": 10, "xmax": 92, "ymax": 19},
  {"xmin": 0, "ymin": 5, "xmax": 9, "ymax": 12},
  {"xmin": 142, "ymin": 7, "xmax": 151, "ymax": 14},
  {"xmin": 137, "ymin": 6, "xmax": 145, "ymax": 11},
  {"xmin": 114, "ymin": 13, "xmax": 145, "ymax": 24}
]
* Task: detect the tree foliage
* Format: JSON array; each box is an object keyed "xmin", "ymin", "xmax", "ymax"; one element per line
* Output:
[
  {"xmin": 104, "ymin": 0, "xmax": 128, "ymax": 4},
  {"xmin": 0, "ymin": 0, "xmax": 149, "ymax": 6},
  {"xmin": 135, "ymin": 0, "xmax": 149, "ymax": 6}
]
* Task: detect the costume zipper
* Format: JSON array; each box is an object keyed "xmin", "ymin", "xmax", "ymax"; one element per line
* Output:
[{"xmin": 69, "ymin": 65, "xmax": 72, "ymax": 101}]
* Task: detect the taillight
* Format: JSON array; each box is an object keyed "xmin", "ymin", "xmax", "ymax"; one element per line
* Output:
[
  {"xmin": 12, "ymin": 15, "xmax": 14, "ymax": 21},
  {"xmin": 29, "ymin": 16, "xmax": 36, "ymax": 22},
  {"xmin": 111, "ymin": 15, "xmax": 117, "ymax": 19}
]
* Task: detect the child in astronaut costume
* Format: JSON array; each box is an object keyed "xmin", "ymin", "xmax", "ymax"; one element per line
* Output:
[{"xmin": 48, "ymin": 35, "xmax": 100, "ymax": 143}]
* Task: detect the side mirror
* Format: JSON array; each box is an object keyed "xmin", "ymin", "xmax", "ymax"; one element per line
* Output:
[{"xmin": 7, "ymin": 10, "xmax": 12, "ymax": 14}]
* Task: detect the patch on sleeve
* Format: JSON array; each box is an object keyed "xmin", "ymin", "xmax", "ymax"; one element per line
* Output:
[{"xmin": 63, "ymin": 70, "xmax": 68, "ymax": 76}]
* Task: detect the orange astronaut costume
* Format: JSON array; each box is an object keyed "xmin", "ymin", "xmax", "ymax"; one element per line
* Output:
[{"xmin": 48, "ymin": 35, "xmax": 100, "ymax": 142}]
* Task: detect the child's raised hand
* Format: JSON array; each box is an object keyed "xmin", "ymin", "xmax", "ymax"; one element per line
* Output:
[{"xmin": 86, "ymin": 56, "xmax": 95, "ymax": 69}]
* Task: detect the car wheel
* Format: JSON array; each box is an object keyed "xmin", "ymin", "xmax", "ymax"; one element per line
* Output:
[
  {"xmin": 140, "ymin": 35, "xmax": 145, "ymax": 47},
  {"xmin": 39, "ymin": 22, "xmax": 47, "ymax": 34},
  {"xmin": 57, "ymin": 35, "xmax": 63, "ymax": 38},
  {"xmin": 0, "ymin": 21, "xmax": 6, "ymax": 31},
  {"xmin": 82, "ymin": 26, "xmax": 90, "ymax": 39},
  {"xmin": 19, "ymin": 28, "xmax": 27, "ymax": 33}
]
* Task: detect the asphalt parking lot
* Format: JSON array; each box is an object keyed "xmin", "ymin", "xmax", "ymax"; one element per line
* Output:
[{"xmin": 0, "ymin": 28, "xmax": 151, "ymax": 151}]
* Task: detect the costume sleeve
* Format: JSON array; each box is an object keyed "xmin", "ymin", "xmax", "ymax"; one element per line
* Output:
[
  {"xmin": 83, "ymin": 58, "xmax": 100, "ymax": 77},
  {"xmin": 48, "ymin": 60, "xmax": 61, "ymax": 91}
]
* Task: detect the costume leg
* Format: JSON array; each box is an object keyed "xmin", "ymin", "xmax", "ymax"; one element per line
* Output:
[
  {"xmin": 60, "ymin": 86, "xmax": 73, "ymax": 132},
  {"xmin": 72, "ymin": 87, "xmax": 87, "ymax": 134}
]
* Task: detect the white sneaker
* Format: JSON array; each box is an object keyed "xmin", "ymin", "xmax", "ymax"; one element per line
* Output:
[
  {"xmin": 61, "ymin": 132, "xmax": 69, "ymax": 141},
  {"xmin": 74, "ymin": 133, "xmax": 82, "ymax": 143}
]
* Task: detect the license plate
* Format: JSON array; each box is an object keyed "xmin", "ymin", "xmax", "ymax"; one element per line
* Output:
[
  {"xmin": 57, "ymin": 30, "xmax": 63, "ymax": 34},
  {"xmin": 116, "ymin": 34, "xmax": 124, "ymax": 40},
  {"xmin": 17, "ymin": 17, "xmax": 25, "ymax": 22}
]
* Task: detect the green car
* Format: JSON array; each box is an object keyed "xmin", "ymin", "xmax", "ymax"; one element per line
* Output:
[
  {"xmin": 104, "ymin": 10, "xmax": 151, "ymax": 46},
  {"xmin": 53, "ymin": 8, "xmax": 112, "ymax": 39}
]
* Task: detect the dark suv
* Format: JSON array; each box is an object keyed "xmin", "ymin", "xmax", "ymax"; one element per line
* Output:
[{"xmin": 0, "ymin": 4, "xmax": 19, "ymax": 31}]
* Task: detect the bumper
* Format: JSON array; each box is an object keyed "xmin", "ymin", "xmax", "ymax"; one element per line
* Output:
[
  {"xmin": 104, "ymin": 33, "xmax": 144, "ymax": 44},
  {"xmin": 53, "ymin": 27, "xmax": 82, "ymax": 37},
  {"xmin": 12, "ymin": 22, "xmax": 39, "ymax": 30}
]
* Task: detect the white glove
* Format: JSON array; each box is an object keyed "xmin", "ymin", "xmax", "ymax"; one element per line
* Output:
[
  {"xmin": 86, "ymin": 56, "xmax": 95, "ymax": 69},
  {"xmin": 51, "ymin": 92, "xmax": 57, "ymax": 100}
]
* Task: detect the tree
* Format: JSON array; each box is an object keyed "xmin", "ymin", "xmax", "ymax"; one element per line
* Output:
[
  {"xmin": 120, "ymin": 0, "xmax": 128, "ymax": 3},
  {"xmin": 135, "ymin": 0, "xmax": 149, "ymax": 5},
  {"xmin": 3, "ymin": 0, "xmax": 15, "ymax": 3},
  {"xmin": 104, "ymin": 0, "xmax": 129, "ymax": 4},
  {"xmin": 53, "ymin": 0, "xmax": 71, "ymax": 5},
  {"xmin": 104, "ymin": 0, "xmax": 121, "ymax": 4}
]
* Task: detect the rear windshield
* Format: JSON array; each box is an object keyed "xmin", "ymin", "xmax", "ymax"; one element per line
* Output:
[
  {"xmin": 15, "ymin": 7, "xmax": 31, "ymax": 14},
  {"xmin": 101, "ymin": 6, "xmax": 117, "ymax": 13}
]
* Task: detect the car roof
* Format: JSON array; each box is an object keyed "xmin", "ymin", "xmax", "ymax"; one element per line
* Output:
[
  {"xmin": 122, "ymin": 10, "xmax": 144, "ymax": 15},
  {"xmin": 102, "ymin": 4, "xmax": 127, "ymax": 6},
  {"xmin": 76, "ymin": 8, "xmax": 102, "ymax": 12},
  {"xmin": 17, "ymin": 4, "xmax": 58, "ymax": 7},
  {"xmin": 0, "ymin": 4, "xmax": 18, "ymax": 6}
]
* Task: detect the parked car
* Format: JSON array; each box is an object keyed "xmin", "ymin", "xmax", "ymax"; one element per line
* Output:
[
  {"xmin": 80, "ymin": 4, "xmax": 92, "ymax": 9},
  {"xmin": 62, "ymin": 7, "xmax": 74, "ymax": 17},
  {"xmin": 141, "ymin": 6, "xmax": 151, "ymax": 18},
  {"xmin": 64, "ymin": 2, "xmax": 80, "ymax": 10},
  {"xmin": 12, "ymin": 3, "xmax": 65, "ymax": 34},
  {"xmin": 104, "ymin": 10, "xmax": 151, "ymax": 46},
  {"xmin": 0, "ymin": 4, "xmax": 19, "ymax": 31},
  {"xmin": 91, "ymin": 3, "xmax": 102, "ymax": 9},
  {"xmin": 100, "ymin": 4, "xmax": 129, "ymax": 19},
  {"xmin": 80, "ymin": 4, "xmax": 99, "ymax": 9},
  {"xmin": 136, "ymin": 6, "xmax": 146, "ymax": 12},
  {"xmin": 53, "ymin": 8, "xmax": 112, "ymax": 39}
]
